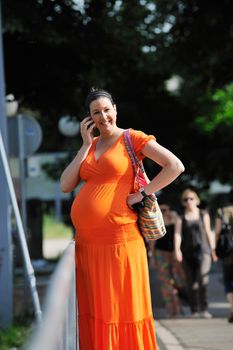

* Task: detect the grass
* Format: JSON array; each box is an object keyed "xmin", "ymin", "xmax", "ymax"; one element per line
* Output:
[
  {"xmin": 0, "ymin": 323, "xmax": 32, "ymax": 350},
  {"xmin": 43, "ymin": 214, "xmax": 72, "ymax": 240}
]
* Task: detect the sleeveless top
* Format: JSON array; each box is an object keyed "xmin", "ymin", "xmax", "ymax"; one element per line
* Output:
[
  {"xmin": 181, "ymin": 210, "xmax": 211, "ymax": 255},
  {"xmin": 155, "ymin": 223, "xmax": 174, "ymax": 252},
  {"xmin": 217, "ymin": 206, "xmax": 233, "ymax": 227},
  {"xmin": 216, "ymin": 205, "xmax": 233, "ymax": 265}
]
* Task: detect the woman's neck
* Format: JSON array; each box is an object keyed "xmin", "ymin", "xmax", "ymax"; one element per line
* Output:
[
  {"xmin": 184, "ymin": 207, "xmax": 200, "ymax": 219},
  {"xmin": 98, "ymin": 127, "xmax": 123, "ymax": 141}
]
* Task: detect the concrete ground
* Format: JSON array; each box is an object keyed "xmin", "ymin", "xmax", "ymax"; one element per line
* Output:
[{"xmin": 151, "ymin": 263, "xmax": 233, "ymax": 350}]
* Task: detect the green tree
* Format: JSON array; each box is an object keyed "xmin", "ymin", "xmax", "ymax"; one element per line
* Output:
[
  {"xmin": 2, "ymin": 0, "xmax": 233, "ymax": 185},
  {"xmin": 147, "ymin": 0, "xmax": 233, "ymax": 185},
  {"xmin": 196, "ymin": 83, "xmax": 233, "ymax": 132}
]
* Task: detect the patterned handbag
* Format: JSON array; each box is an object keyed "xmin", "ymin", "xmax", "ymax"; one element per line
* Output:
[{"xmin": 124, "ymin": 129, "xmax": 166, "ymax": 240}]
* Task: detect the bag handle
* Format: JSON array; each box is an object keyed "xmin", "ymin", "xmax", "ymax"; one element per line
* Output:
[
  {"xmin": 124, "ymin": 130, "xmax": 148, "ymax": 188},
  {"xmin": 124, "ymin": 129, "xmax": 145, "ymax": 174}
]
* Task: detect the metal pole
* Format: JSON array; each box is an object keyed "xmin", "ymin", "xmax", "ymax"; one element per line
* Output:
[
  {"xmin": 17, "ymin": 114, "xmax": 30, "ymax": 315},
  {"xmin": 0, "ymin": 0, "xmax": 13, "ymax": 328},
  {"xmin": 0, "ymin": 131, "xmax": 42, "ymax": 323},
  {"xmin": 18, "ymin": 114, "xmax": 27, "ymax": 231},
  {"xmin": 25, "ymin": 242, "xmax": 77, "ymax": 350}
]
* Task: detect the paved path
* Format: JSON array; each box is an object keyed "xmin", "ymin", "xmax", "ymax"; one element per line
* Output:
[
  {"xmin": 156, "ymin": 318, "xmax": 232, "ymax": 350},
  {"xmin": 151, "ymin": 263, "xmax": 233, "ymax": 350}
]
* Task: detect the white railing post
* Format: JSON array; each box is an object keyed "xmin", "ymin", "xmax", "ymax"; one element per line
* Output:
[{"xmin": 25, "ymin": 241, "xmax": 78, "ymax": 350}]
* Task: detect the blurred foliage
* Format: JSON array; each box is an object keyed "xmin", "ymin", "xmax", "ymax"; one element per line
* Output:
[
  {"xmin": 2, "ymin": 0, "xmax": 233, "ymax": 186},
  {"xmin": 196, "ymin": 83, "xmax": 233, "ymax": 132},
  {"xmin": 42, "ymin": 157, "xmax": 68, "ymax": 181},
  {"xmin": 43, "ymin": 214, "xmax": 72, "ymax": 239},
  {"xmin": 0, "ymin": 323, "xmax": 31, "ymax": 350}
]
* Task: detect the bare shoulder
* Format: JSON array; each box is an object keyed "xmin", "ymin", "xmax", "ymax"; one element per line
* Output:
[
  {"xmin": 170, "ymin": 210, "xmax": 181, "ymax": 223},
  {"xmin": 201, "ymin": 209, "xmax": 210, "ymax": 218}
]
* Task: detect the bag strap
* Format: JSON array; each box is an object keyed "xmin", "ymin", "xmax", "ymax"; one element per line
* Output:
[
  {"xmin": 124, "ymin": 129, "xmax": 147, "ymax": 187},
  {"xmin": 124, "ymin": 129, "xmax": 146, "ymax": 175}
]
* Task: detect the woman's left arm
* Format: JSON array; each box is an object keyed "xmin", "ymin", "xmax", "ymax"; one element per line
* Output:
[
  {"xmin": 214, "ymin": 215, "xmax": 222, "ymax": 244},
  {"xmin": 140, "ymin": 140, "xmax": 185, "ymax": 195},
  {"xmin": 173, "ymin": 214, "xmax": 183, "ymax": 262},
  {"xmin": 127, "ymin": 140, "xmax": 184, "ymax": 208},
  {"xmin": 203, "ymin": 211, "xmax": 218, "ymax": 261}
]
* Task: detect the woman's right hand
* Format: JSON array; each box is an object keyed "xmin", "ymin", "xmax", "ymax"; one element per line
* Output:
[
  {"xmin": 211, "ymin": 249, "xmax": 218, "ymax": 263},
  {"xmin": 174, "ymin": 249, "xmax": 183, "ymax": 263},
  {"xmin": 80, "ymin": 117, "xmax": 96, "ymax": 146}
]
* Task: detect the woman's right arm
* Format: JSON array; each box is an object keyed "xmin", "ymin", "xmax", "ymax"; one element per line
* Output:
[
  {"xmin": 60, "ymin": 117, "xmax": 96, "ymax": 193},
  {"xmin": 214, "ymin": 216, "xmax": 222, "ymax": 244},
  {"xmin": 174, "ymin": 217, "xmax": 183, "ymax": 262},
  {"xmin": 60, "ymin": 145, "xmax": 91, "ymax": 193}
]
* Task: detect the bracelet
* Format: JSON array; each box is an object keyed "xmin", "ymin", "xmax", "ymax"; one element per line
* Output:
[{"xmin": 139, "ymin": 187, "xmax": 148, "ymax": 198}]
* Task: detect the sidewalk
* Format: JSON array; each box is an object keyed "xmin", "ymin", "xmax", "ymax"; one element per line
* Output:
[{"xmin": 152, "ymin": 263, "xmax": 233, "ymax": 350}]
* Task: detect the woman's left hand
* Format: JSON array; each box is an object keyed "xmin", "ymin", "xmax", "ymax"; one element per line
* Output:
[
  {"xmin": 211, "ymin": 250, "xmax": 218, "ymax": 262},
  {"xmin": 127, "ymin": 192, "xmax": 143, "ymax": 209}
]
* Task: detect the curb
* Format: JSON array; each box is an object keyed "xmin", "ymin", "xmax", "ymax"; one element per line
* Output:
[{"xmin": 155, "ymin": 320, "xmax": 185, "ymax": 350}]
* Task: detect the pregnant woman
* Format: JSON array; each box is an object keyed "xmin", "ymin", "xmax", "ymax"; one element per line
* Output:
[{"xmin": 60, "ymin": 88, "xmax": 184, "ymax": 350}]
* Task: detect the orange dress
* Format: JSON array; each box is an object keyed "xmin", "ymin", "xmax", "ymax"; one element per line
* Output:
[{"xmin": 71, "ymin": 129, "xmax": 157, "ymax": 350}]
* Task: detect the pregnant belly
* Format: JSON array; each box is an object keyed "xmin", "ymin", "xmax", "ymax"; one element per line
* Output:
[{"xmin": 70, "ymin": 183, "xmax": 134, "ymax": 230}]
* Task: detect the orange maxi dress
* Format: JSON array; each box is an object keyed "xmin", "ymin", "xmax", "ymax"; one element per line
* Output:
[{"xmin": 71, "ymin": 129, "xmax": 157, "ymax": 350}]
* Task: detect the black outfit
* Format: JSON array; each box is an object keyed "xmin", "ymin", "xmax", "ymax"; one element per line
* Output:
[
  {"xmin": 156, "ymin": 223, "xmax": 174, "ymax": 252},
  {"xmin": 216, "ymin": 206, "xmax": 233, "ymax": 294},
  {"xmin": 181, "ymin": 210, "xmax": 212, "ymax": 313}
]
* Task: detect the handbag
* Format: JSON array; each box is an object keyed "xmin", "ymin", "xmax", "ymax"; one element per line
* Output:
[
  {"xmin": 215, "ymin": 208, "xmax": 233, "ymax": 259},
  {"xmin": 124, "ymin": 129, "xmax": 166, "ymax": 241}
]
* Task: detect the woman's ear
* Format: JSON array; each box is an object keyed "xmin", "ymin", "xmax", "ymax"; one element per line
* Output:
[{"xmin": 114, "ymin": 104, "xmax": 117, "ymax": 114}]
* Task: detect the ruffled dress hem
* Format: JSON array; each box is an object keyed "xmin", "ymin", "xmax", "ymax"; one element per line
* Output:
[{"xmin": 78, "ymin": 314, "xmax": 157, "ymax": 350}]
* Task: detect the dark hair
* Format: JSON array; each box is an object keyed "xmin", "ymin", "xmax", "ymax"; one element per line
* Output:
[
  {"xmin": 229, "ymin": 189, "xmax": 233, "ymax": 203},
  {"xmin": 157, "ymin": 195, "xmax": 171, "ymax": 207},
  {"xmin": 85, "ymin": 88, "xmax": 115, "ymax": 113}
]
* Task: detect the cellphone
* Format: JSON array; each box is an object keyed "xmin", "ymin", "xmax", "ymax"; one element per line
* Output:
[
  {"xmin": 93, "ymin": 126, "xmax": 99, "ymax": 137},
  {"xmin": 86, "ymin": 116, "xmax": 94, "ymax": 129}
]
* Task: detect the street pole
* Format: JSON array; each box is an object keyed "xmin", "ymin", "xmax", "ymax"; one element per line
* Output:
[
  {"xmin": 0, "ymin": 132, "xmax": 42, "ymax": 324},
  {"xmin": 0, "ymin": 0, "xmax": 13, "ymax": 328},
  {"xmin": 18, "ymin": 114, "xmax": 27, "ymax": 231}
]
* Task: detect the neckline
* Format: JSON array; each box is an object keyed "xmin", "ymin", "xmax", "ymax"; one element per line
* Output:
[
  {"xmin": 183, "ymin": 210, "xmax": 201, "ymax": 222},
  {"xmin": 93, "ymin": 131, "xmax": 125, "ymax": 162}
]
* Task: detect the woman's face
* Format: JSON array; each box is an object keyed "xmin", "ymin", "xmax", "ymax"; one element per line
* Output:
[
  {"xmin": 89, "ymin": 97, "xmax": 117, "ymax": 136},
  {"xmin": 160, "ymin": 205, "xmax": 171, "ymax": 217},
  {"xmin": 182, "ymin": 191, "xmax": 199, "ymax": 209}
]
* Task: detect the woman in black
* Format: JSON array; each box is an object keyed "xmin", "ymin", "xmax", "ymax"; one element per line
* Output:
[
  {"xmin": 214, "ymin": 189, "xmax": 233, "ymax": 323},
  {"xmin": 174, "ymin": 188, "xmax": 216, "ymax": 318}
]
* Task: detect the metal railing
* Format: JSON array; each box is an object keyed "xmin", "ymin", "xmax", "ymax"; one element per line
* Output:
[{"xmin": 25, "ymin": 241, "xmax": 78, "ymax": 350}]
